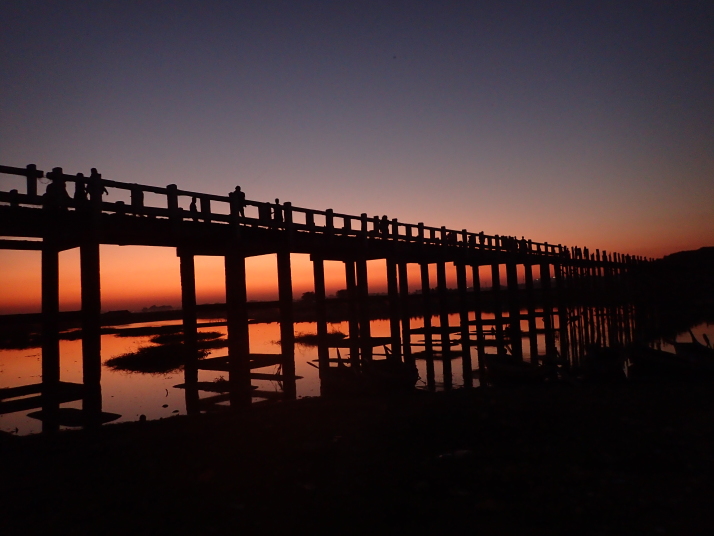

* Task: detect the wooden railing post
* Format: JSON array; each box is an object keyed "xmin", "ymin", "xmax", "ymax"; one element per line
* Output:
[
  {"xmin": 200, "ymin": 196, "xmax": 212, "ymax": 224},
  {"xmin": 26, "ymin": 164, "xmax": 39, "ymax": 197}
]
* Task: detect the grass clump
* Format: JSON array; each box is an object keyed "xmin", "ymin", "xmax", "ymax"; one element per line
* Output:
[{"xmin": 105, "ymin": 344, "xmax": 208, "ymax": 374}]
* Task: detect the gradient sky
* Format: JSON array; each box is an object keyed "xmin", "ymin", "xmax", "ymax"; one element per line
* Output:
[{"xmin": 1, "ymin": 1, "xmax": 713, "ymax": 313}]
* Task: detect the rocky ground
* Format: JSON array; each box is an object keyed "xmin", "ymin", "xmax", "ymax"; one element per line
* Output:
[{"xmin": 2, "ymin": 380, "xmax": 714, "ymax": 535}]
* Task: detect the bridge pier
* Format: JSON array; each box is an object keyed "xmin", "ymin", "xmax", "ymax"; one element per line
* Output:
[
  {"xmin": 420, "ymin": 262, "xmax": 435, "ymax": 391},
  {"xmin": 398, "ymin": 261, "xmax": 412, "ymax": 367},
  {"xmin": 436, "ymin": 260, "xmax": 452, "ymax": 390},
  {"xmin": 345, "ymin": 260, "xmax": 360, "ymax": 368},
  {"xmin": 470, "ymin": 264, "xmax": 486, "ymax": 382},
  {"xmin": 540, "ymin": 261, "xmax": 557, "ymax": 357},
  {"xmin": 80, "ymin": 240, "xmax": 103, "ymax": 424},
  {"xmin": 312, "ymin": 256, "xmax": 329, "ymax": 376},
  {"xmin": 277, "ymin": 250, "xmax": 296, "ymax": 400},
  {"xmin": 490, "ymin": 261, "xmax": 505, "ymax": 356},
  {"xmin": 386, "ymin": 258, "xmax": 401, "ymax": 363},
  {"xmin": 356, "ymin": 257, "xmax": 372, "ymax": 363},
  {"xmin": 505, "ymin": 256, "xmax": 523, "ymax": 361},
  {"xmin": 524, "ymin": 262, "xmax": 539, "ymax": 364},
  {"xmin": 456, "ymin": 262, "xmax": 473, "ymax": 387},
  {"xmin": 225, "ymin": 248, "xmax": 251, "ymax": 406},
  {"xmin": 179, "ymin": 251, "xmax": 200, "ymax": 413}
]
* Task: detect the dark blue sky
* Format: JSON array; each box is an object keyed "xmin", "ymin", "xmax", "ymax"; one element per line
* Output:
[{"xmin": 2, "ymin": 0, "xmax": 713, "ymax": 256}]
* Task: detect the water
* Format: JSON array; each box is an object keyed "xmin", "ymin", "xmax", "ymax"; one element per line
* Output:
[{"xmin": 2, "ymin": 310, "xmax": 712, "ymax": 435}]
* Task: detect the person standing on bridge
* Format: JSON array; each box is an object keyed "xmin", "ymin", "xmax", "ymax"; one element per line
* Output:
[
  {"xmin": 273, "ymin": 198, "xmax": 283, "ymax": 224},
  {"xmin": 232, "ymin": 186, "xmax": 246, "ymax": 218}
]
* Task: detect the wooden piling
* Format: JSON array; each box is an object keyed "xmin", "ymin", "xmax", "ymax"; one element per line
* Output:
[
  {"xmin": 490, "ymin": 262, "xmax": 505, "ymax": 355},
  {"xmin": 523, "ymin": 262, "xmax": 539, "ymax": 364},
  {"xmin": 345, "ymin": 260, "xmax": 360, "ymax": 368},
  {"xmin": 436, "ymin": 260, "xmax": 452, "ymax": 390},
  {"xmin": 356, "ymin": 257, "xmax": 372, "ymax": 362},
  {"xmin": 386, "ymin": 258, "xmax": 402, "ymax": 363},
  {"xmin": 312, "ymin": 256, "xmax": 329, "ymax": 374},
  {"xmin": 398, "ymin": 261, "xmax": 412, "ymax": 366},
  {"xmin": 470, "ymin": 264, "xmax": 486, "ymax": 381},
  {"xmin": 540, "ymin": 262, "xmax": 557, "ymax": 357},
  {"xmin": 179, "ymin": 251, "xmax": 199, "ymax": 414},
  {"xmin": 225, "ymin": 248, "xmax": 251, "ymax": 406},
  {"xmin": 80, "ymin": 242, "xmax": 102, "ymax": 386},
  {"xmin": 420, "ymin": 262, "xmax": 435, "ymax": 391},
  {"xmin": 456, "ymin": 262, "xmax": 473, "ymax": 387},
  {"xmin": 41, "ymin": 243, "xmax": 60, "ymax": 387},
  {"xmin": 277, "ymin": 250, "xmax": 296, "ymax": 400},
  {"xmin": 505, "ymin": 258, "xmax": 523, "ymax": 360}
]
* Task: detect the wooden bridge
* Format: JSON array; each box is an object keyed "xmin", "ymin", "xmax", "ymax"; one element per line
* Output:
[{"xmin": 0, "ymin": 163, "xmax": 646, "ymax": 430}]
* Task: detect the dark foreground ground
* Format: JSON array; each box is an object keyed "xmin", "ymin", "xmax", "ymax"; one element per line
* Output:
[{"xmin": 2, "ymin": 381, "xmax": 714, "ymax": 535}]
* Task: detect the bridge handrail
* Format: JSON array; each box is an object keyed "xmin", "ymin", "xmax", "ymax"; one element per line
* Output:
[{"xmin": 0, "ymin": 164, "xmax": 642, "ymax": 263}]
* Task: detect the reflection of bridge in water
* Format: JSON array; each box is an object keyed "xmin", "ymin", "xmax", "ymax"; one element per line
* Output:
[{"xmin": 0, "ymin": 164, "xmax": 650, "ymax": 432}]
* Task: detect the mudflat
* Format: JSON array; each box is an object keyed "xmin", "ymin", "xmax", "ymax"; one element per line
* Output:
[{"xmin": 2, "ymin": 381, "xmax": 714, "ymax": 535}]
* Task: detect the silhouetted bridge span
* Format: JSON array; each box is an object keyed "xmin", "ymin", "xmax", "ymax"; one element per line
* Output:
[{"xmin": 0, "ymin": 164, "xmax": 647, "ymax": 431}]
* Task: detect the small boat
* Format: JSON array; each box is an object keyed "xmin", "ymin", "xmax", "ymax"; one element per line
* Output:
[
  {"xmin": 626, "ymin": 344, "xmax": 694, "ymax": 379},
  {"xmin": 580, "ymin": 344, "xmax": 626, "ymax": 382},
  {"xmin": 671, "ymin": 331, "xmax": 714, "ymax": 371}
]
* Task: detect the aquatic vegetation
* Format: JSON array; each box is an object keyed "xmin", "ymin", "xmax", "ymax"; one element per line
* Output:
[
  {"xmin": 105, "ymin": 343, "xmax": 208, "ymax": 374},
  {"xmin": 292, "ymin": 331, "xmax": 347, "ymax": 347}
]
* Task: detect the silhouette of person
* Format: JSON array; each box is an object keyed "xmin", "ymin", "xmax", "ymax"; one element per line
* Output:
[
  {"xmin": 189, "ymin": 196, "xmax": 199, "ymax": 222},
  {"xmin": 468, "ymin": 234, "xmax": 476, "ymax": 247},
  {"xmin": 43, "ymin": 169, "xmax": 71, "ymax": 211},
  {"xmin": 273, "ymin": 198, "xmax": 283, "ymax": 223},
  {"xmin": 380, "ymin": 215, "xmax": 390, "ymax": 238},
  {"xmin": 74, "ymin": 174, "xmax": 88, "ymax": 205},
  {"xmin": 478, "ymin": 231, "xmax": 485, "ymax": 245},
  {"xmin": 88, "ymin": 168, "xmax": 108, "ymax": 199},
  {"xmin": 233, "ymin": 186, "xmax": 246, "ymax": 218}
]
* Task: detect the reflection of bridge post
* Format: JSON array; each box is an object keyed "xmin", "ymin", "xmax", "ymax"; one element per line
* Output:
[
  {"xmin": 505, "ymin": 255, "xmax": 523, "ymax": 360},
  {"xmin": 436, "ymin": 260, "xmax": 452, "ymax": 390},
  {"xmin": 470, "ymin": 264, "xmax": 486, "ymax": 381},
  {"xmin": 277, "ymin": 250, "xmax": 296, "ymax": 400},
  {"xmin": 311, "ymin": 256, "xmax": 329, "ymax": 375},
  {"xmin": 179, "ymin": 251, "xmax": 200, "ymax": 414},
  {"xmin": 523, "ymin": 262, "xmax": 539, "ymax": 364},
  {"xmin": 225, "ymin": 248, "xmax": 252, "ymax": 407},
  {"xmin": 41, "ymin": 238, "xmax": 60, "ymax": 433},
  {"xmin": 420, "ymin": 263, "xmax": 435, "ymax": 391},
  {"xmin": 356, "ymin": 257, "xmax": 372, "ymax": 362},
  {"xmin": 386, "ymin": 258, "xmax": 402, "ymax": 363},
  {"xmin": 398, "ymin": 261, "xmax": 412, "ymax": 367},
  {"xmin": 456, "ymin": 262, "xmax": 473, "ymax": 387}
]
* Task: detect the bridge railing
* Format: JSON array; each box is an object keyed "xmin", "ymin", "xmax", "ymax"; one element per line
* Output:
[{"xmin": 0, "ymin": 164, "xmax": 643, "ymax": 264}]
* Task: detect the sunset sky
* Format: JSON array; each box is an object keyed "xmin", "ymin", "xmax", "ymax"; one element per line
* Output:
[{"xmin": 1, "ymin": 1, "xmax": 713, "ymax": 314}]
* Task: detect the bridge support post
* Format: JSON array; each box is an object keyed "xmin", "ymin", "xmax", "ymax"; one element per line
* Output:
[
  {"xmin": 80, "ymin": 240, "xmax": 102, "ymax": 424},
  {"xmin": 312, "ymin": 256, "xmax": 329, "ymax": 375},
  {"xmin": 41, "ymin": 240, "xmax": 60, "ymax": 433},
  {"xmin": 179, "ymin": 251, "xmax": 199, "ymax": 413},
  {"xmin": 436, "ymin": 260, "xmax": 452, "ymax": 390},
  {"xmin": 506, "ymin": 257, "xmax": 523, "ymax": 361},
  {"xmin": 386, "ymin": 258, "xmax": 401, "ymax": 363},
  {"xmin": 345, "ymin": 261, "xmax": 360, "ymax": 368},
  {"xmin": 540, "ymin": 262, "xmax": 557, "ymax": 357},
  {"xmin": 554, "ymin": 261, "xmax": 569, "ymax": 365},
  {"xmin": 356, "ymin": 258, "xmax": 372, "ymax": 362},
  {"xmin": 456, "ymin": 262, "xmax": 473, "ymax": 387},
  {"xmin": 225, "ymin": 248, "xmax": 251, "ymax": 407},
  {"xmin": 398, "ymin": 261, "xmax": 412, "ymax": 367},
  {"xmin": 524, "ymin": 263, "xmax": 539, "ymax": 365},
  {"xmin": 491, "ymin": 261, "xmax": 505, "ymax": 355},
  {"xmin": 277, "ymin": 250, "xmax": 296, "ymax": 400},
  {"xmin": 470, "ymin": 264, "xmax": 486, "ymax": 382},
  {"xmin": 420, "ymin": 263, "xmax": 435, "ymax": 391}
]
